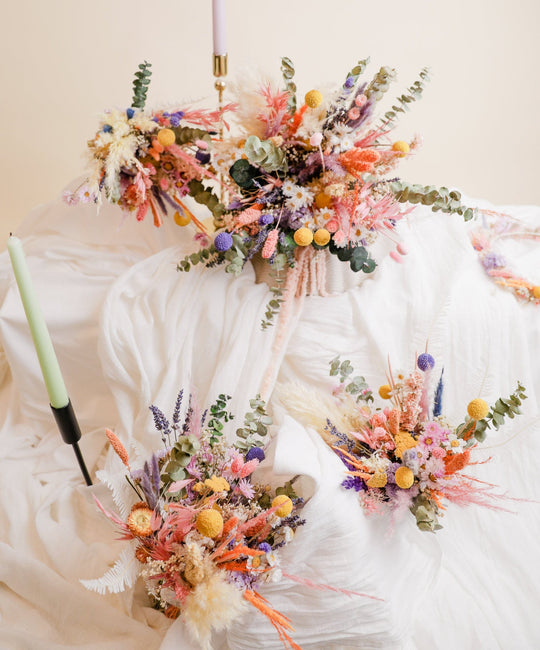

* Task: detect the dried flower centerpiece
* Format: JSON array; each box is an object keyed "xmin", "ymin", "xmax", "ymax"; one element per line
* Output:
[
  {"xmin": 280, "ymin": 355, "xmax": 527, "ymax": 532},
  {"xmin": 83, "ymin": 390, "xmax": 368, "ymax": 649},
  {"xmin": 179, "ymin": 57, "xmax": 475, "ymax": 326},
  {"xmin": 66, "ymin": 62, "xmax": 233, "ymax": 231}
]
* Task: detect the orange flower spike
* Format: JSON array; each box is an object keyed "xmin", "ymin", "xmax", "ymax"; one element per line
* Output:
[
  {"xmin": 216, "ymin": 545, "xmax": 264, "ymax": 563},
  {"xmin": 148, "ymin": 197, "xmax": 163, "ymax": 228},
  {"xmin": 387, "ymin": 409, "xmax": 401, "ymax": 437},
  {"xmin": 105, "ymin": 429, "xmax": 130, "ymax": 469},
  {"xmin": 290, "ymin": 104, "xmax": 308, "ymax": 134},
  {"xmin": 220, "ymin": 516, "xmax": 239, "ymax": 540}
]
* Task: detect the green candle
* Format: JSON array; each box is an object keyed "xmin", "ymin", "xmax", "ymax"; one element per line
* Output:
[{"xmin": 7, "ymin": 235, "xmax": 69, "ymax": 409}]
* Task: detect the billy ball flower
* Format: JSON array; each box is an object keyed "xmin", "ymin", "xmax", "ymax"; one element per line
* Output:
[
  {"xmin": 214, "ymin": 231, "xmax": 233, "ymax": 252},
  {"xmin": 394, "ymin": 466, "xmax": 415, "ymax": 489},
  {"xmin": 467, "ymin": 398, "xmax": 489, "ymax": 420},
  {"xmin": 294, "ymin": 227, "xmax": 314, "ymax": 247},
  {"xmin": 272, "ymin": 495, "xmax": 293, "ymax": 518},
  {"xmin": 196, "ymin": 509, "xmax": 224, "ymax": 538}
]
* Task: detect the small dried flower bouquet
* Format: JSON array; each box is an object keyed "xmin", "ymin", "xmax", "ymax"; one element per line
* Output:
[
  {"xmin": 83, "ymin": 390, "xmax": 359, "ymax": 650},
  {"xmin": 281, "ymin": 355, "xmax": 527, "ymax": 532}
]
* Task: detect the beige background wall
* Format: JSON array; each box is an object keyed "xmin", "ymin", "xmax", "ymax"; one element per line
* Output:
[{"xmin": 1, "ymin": 0, "xmax": 539, "ymax": 246}]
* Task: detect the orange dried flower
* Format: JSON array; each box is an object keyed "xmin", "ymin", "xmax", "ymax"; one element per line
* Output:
[
  {"xmin": 105, "ymin": 429, "xmax": 130, "ymax": 468},
  {"xmin": 164, "ymin": 606, "xmax": 180, "ymax": 620},
  {"xmin": 444, "ymin": 449, "xmax": 471, "ymax": 475},
  {"xmin": 127, "ymin": 503, "xmax": 153, "ymax": 537}
]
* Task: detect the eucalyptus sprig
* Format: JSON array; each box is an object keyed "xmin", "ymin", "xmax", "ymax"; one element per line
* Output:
[
  {"xmin": 207, "ymin": 393, "xmax": 234, "ymax": 445},
  {"xmin": 390, "ymin": 181, "xmax": 476, "ymax": 221},
  {"xmin": 458, "ymin": 382, "xmax": 528, "ymax": 443},
  {"xmin": 380, "ymin": 67, "xmax": 430, "ymax": 128},
  {"xmin": 365, "ymin": 65, "xmax": 397, "ymax": 102},
  {"xmin": 341, "ymin": 57, "xmax": 370, "ymax": 94},
  {"xmin": 235, "ymin": 395, "xmax": 272, "ymax": 451},
  {"xmin": 329, "ymin": 357, "xmax": 373, "ymax": 403},
  {"xmin": 131, "ymin": 61, "xmax": 152, "ymax": 110},
  {"xmin": 281, "ymin": 56, "xmax": 297, "ymax": 115}
]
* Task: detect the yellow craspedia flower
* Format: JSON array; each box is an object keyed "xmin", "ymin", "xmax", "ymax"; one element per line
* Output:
[
  {"xmin": 367, "ymin": 471, "xmax": 388, "ymax": 488},
  {"xmin": 395, "ymin": 466, "xmax": 415, "ymax": 489},
  {"xmin": 272, "ymin": 494, "xmax": 293, "ymax": 518},
  {"xmin": 378, "ymin": 384, "xmax": 392, "ymax": 399},
  {"xmin": 392, "ymin": 140, "xmax": 410, "ymax": 156},
  {"xmin": 204, "ymin": 475, "xmax": 230, "ymax": 493},
  {"xmin": 294, "ymin": 227, "xmax": 314, "ymax": 247},
  {"xmin": 314, "ymin": 228, "xmax": 331, "ymax": 246},
  {"xmin": 157, "ymin": 128, "xmax": 176, "ymax": 147},
  {"xmin": 532, "ymin": 286, "xmax": 540, "ymax": 299},
  {"xmin": 196, "ymin": 509, "xmax": 224, "ymax": 538},
  {"xmin": 305, "ymin": 89, "xmax": 323, "ymax": 108},
  {"xmin": 467, "ymin": 398, "xmax": 489, "ymax": 420},
  {"xmin": 174, "ymin": 210, "xmax": 191, "ymax": 226},
  {"xmin": 315, "ymin": 192, "xmax": 332, "ymax": 209}
]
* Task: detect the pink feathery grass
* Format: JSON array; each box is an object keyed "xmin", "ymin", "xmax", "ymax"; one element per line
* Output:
[
  {"xmin": 257, "ymin": 83, "xmax": 291, "ymax": 137},
  {"xmin": 282, "ymin": 573, "xmax": 384, "ymax": 602}
]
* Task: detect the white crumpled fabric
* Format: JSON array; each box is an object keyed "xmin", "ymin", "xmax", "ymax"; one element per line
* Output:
[{"xmin": 0, "ymin": 179, "xmax": 538, "ymax": 649}]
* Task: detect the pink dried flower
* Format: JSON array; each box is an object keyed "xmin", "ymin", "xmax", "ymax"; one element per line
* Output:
[
  {"xmin": 261, "ymin": 229, "xmax": 279, "ymax": 259},
  {"xmin": 236, "ymin": 478, "xmax": 255, "ymax": 499}
]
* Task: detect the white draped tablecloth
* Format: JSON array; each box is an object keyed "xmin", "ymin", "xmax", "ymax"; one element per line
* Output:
[{"xmin": 0, "ymin": 179, "xmax": 538, "ymax": 649}]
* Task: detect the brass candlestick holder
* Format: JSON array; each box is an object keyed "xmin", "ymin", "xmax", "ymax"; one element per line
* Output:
[{"xmin": 213, "ymin": 54, "xmax": 228, "ymax": 229}]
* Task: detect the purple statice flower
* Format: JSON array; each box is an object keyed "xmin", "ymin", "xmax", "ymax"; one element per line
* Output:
[
  {"xmin": 195, "ymin": 150, "xmax": 211, "ymax": 164},
  {"xmin": 482, "ymin": 251, "xmax": 506, "ymax": 270},
  {"xmin": 170, "ymin": 111, "xmax": 184, "ymax": 127},
  {"xmin": 258, "ymin": 542, "xmax": 272, "ymax": 553},
  {"xmin": 386, "ymin": 462, "xmax": 401, "ymax": 484},
  {"xmin": 227, "ymin": 199, "xmax": 244, "ymax": 210},
  {"xmin": 341, "ymin": 475, "xmax": 365, "ymax": 492},
  {"xmin": 344, "ymin": 75, "xmax": 355, "ymax": 89}
]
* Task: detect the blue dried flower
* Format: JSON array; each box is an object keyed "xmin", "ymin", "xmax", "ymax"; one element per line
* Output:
[
  {"xmin": 246, "ymin": 447, "xmax": 265, "ymax": 462},
  {"xmin": 126, "ymin": 108, "xmax": 135, "ymax": 119},
  {"xmin": 102, "ymin": 125, "xmax": 112, "ymax": 133},
  {"xmin": 214, "ymin": 232, "xmax": 233, "ymax": 252},
  {"xmin": 195, "ymin": 150, "xmax": 211, "ymax": 164},
  {"xmin": 341, "ymin": 475, "xmax": 365, "ymax": 492}
]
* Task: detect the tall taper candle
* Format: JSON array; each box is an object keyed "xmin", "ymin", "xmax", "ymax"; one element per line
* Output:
[
  {"xmin": 7, "ymin": 235, "xmax": 69, "ymax": 408},
  {"xmin": 212, "ymin": 0, "xmax": 227, "ymax": 55}
]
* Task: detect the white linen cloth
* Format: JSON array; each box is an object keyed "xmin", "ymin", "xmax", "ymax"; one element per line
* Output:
[{"xmin": 0, "ymin": 180, "xmax": 538, "ymax": 649}]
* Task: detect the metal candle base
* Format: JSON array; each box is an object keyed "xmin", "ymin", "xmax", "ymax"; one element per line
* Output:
[{"xmin": 50, "ymin": 400, "xmax": 93, "ymax": 486}]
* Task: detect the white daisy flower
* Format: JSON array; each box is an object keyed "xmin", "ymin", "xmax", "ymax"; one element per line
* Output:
[{"xmin": 285, "ymin": 185, "xmax": 314, "ymax": 211}]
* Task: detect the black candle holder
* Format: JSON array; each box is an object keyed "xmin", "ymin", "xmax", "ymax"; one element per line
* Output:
[{"xmin": 50, "ymin": 400, "xmax": 92, "ymax": 486}]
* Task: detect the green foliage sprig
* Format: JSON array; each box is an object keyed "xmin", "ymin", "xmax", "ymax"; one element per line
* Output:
[
  {"xmin": 207, "ymin": 394, "xmax": 234, "ymax": 445},
  {"xmin": 328, "ymin": 240, "xmax": 377, "ymax": 273},
  {"xmin": 380, "ymin": 68, "xmax": 430, "ymax": 127},
  {"xmin": 281, "ymin": 56, "xmax": 297, "ymax": 115},
  {"xmin": 177, "ymin": 243, "xmax": 220, "ymax": 272},
  {"xmin": 131, "ymin": 61, "xmax": 152, "ymax": 110},
  {"xmin": 163, "ymin": 435, "xmax": 201, "ymax": 482},
  {"xmin": 458, "ymin": 382, "xmax": 527, "ymax": 443},
  {"xmin": 262, "ymin": 269, "xmax": 285, "ymax": 330},
  {"xmin": 235, "ymin": 395, "xmax": 272, "ymax": 451},
  {"xmin": 342, "ymin": 57, "xmax": 370, "ymax": 93},
  {"xmin": 390, "ymin": 181, "xmax": 476, "ymax": 221},
  {"xmin": 245, "ymin": 135, "xmax": 288, "ymax": 173},
  {"xmin": 329, "ymin": 357, "xmax": 373, "ymax": 403},
  {"xmin": 365, "ymin": 66, "xmax": 397, "ymax": 102}
]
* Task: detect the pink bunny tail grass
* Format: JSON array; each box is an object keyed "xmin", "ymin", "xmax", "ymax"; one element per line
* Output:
[
  {"xmin": 262, "ymin": 229, "xmax": 279, "ymax": 259},
  {"xmin": 282, "ymin": 573, "xmax": 384, "ymax": 602},
  {"xmin": 105, "ymin": 428, "xmax": 130, "ymax": 469}
]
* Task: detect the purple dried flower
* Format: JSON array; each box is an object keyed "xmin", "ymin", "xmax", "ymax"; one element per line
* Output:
[
  {"xmin": 149, "ymin": 404, "xmax": 171, "ymax": 440},
  {"xmin": 341, "ymin": 475, "xmax": 365, "ymax": 492},
  {"xmin": 259, "ymin": 214, "xmax": 274, "ymax": 226},
  {"xmin": 417, "ymin": 353, "xmax": 435, "ymax": 372},
  {"xmin": 344, "ymin": 75, "xmax": 355, "ymax": 89},
  {"xmin": 214, "ymin": 232, "xmax": 233, "ymax": 252},
  {"xmin": 482, "ymin": 252, "xmax": 506, "ymax": 270},
  {"xmin": 258, "ymin": 542, "xmax": 272, "ymax": 553},
  {"xmin": 246, "ymin": 447, "xmax": 265, "ymax": 462}
]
